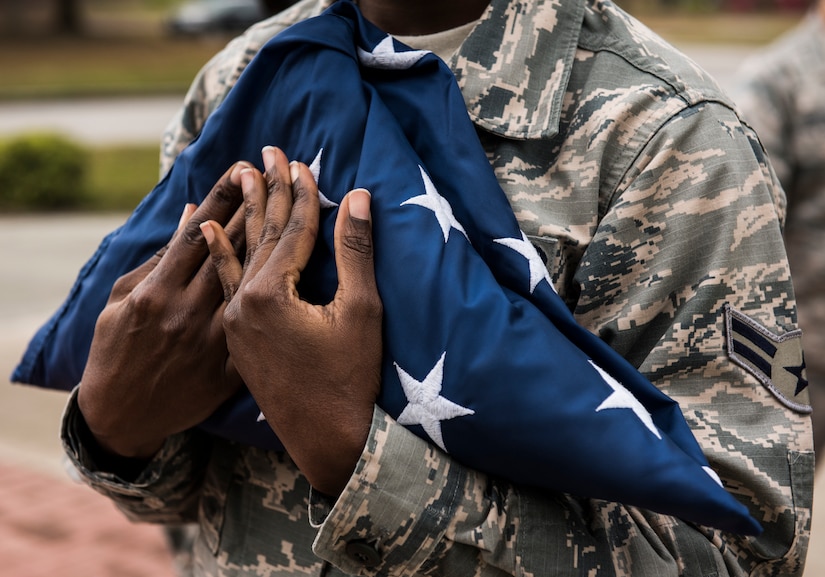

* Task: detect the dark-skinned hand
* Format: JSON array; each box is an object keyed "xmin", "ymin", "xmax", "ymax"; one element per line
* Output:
[
  {"xmin": 200, "ymin": 146, "xmax": 383, "ymax": 497},
  {"xmin": 77, "ymin": 163, "xmax": 250, "ymax": 460}
]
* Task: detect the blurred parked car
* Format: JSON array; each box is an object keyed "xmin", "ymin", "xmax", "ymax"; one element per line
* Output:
[{"xmin": 166, "ymin": 0, "xmax": 265, "ymax": 36}]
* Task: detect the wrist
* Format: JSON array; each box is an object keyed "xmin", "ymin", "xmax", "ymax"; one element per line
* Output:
[
  {"xmin": 74, "ymin": 401, "xmax": 158, "ymax": 480},
  {"xmin": 279, "ymin": 413, "xmax": 370, "ymax": 497},
  {"xmin": 77, "ymin": 385, "xmax": 166, "ymax": 459}
]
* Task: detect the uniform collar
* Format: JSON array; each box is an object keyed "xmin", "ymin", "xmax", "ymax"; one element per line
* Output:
[
  {"xmin": 318, "ymin": 0, "xmax": 583, "ymax": 139},
  {"xmin": 450, "ymin": 0, "xmax": 585, "ymax": 140}
]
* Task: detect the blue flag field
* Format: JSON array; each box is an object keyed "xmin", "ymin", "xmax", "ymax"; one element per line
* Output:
[{"xmin": 12, "ymin": 0, "xmax": 761, "ymax": 535}]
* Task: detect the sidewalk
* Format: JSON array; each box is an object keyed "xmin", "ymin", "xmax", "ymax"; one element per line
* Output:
[
  {"xmin": 0, "ymin": 461, "xmax": 177, "ymax": 577},
  {"xmin": 0, "ymin": 213, "xmax": 178, "ymax": 577}
]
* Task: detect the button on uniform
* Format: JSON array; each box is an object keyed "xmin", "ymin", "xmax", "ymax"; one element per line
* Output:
[{"xmin": 345, "ymin": 540, "xmax": 381, "ymax": 567}]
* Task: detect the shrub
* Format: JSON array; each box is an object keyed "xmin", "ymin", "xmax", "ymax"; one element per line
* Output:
[{"xmin": 0, "ymin": 133, "xmax": 89, "ymax": 211}]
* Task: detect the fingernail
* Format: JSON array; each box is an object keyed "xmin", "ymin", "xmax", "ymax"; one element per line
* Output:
[
  {"xmin": 240, "ymin": 168, "xmax": 254, "ymax": 188},
  {"xmin": 348, "ymin": 189, "xmax": 371, "ymax": 221},
  {"xmin": 262, "ymin": 146, "xmax": 276, "ymax": 172},
  {"xmin": 178, "ymin": 203, "xmax": 192, "ymax": 229},
  {"xmin": 199, "ymin": 221, "xmax": 214, "ymax": 244},
  {"xmin": 230, "ymin": 164, "xmax": 245, "ymax": 186},
  {"xmin": 289, "ymin": 161, "xmax": 300, "ymax": 184}
]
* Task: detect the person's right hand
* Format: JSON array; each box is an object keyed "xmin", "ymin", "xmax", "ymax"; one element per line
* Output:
[
  {"xmin": 201, "ymin": 147, "xmax": 383, "ymax": 497},
  {"xmin": 77, "ymin": 163, "xmax": 249, "ymax": 460}
]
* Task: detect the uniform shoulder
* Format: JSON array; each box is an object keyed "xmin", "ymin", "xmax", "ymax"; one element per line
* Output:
[{"xmin": 577, "ymin": 0, "xmax": 732, "ymax": 109}]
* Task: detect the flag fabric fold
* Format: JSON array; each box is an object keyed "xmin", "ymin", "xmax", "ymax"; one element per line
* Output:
[{"xmin": 12, "ymin": 0, "xmax": 761, "ymax": 535}]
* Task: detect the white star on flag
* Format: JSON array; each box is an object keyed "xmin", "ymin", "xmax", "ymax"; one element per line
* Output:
[
  {"xmin": 402, "ymin": 166, "xmax": 468, "ymax": 243},
  {"xmin": 590, "ymin": 360, "xmax": 661, "ymax": 439},
  {"xmin": 493, "ymin": 231, "xmax": 555, "ymax": 293},
  {"xmin": 703, "ymin": 466, "xmax": 724, "ymax": 487},
  {"xmin": 257, "ymin": 411, "xmax": 266, "ymax": 422},
  {"xmin": 357, "ymin": 35, "xmax": 430, "ymax": 70},
  {"xmin": 395, "ymin": 352, "xmax": 475, "ymax": 452},
  {"xmin": 308, "ymin": 148, "xmax": 338, "ymax": 209}
]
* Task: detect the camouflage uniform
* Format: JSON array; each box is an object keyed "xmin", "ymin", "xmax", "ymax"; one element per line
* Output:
[
  {"xmin": 733, "ymin": 11, "xmax": 825, "ymax": 461},
  {"xmin": 62, "ymin": 0, "xmax": 814, "ymax": 575}
]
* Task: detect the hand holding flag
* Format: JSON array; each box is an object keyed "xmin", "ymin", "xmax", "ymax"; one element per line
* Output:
[
  {"xmin": 76, "ymin": 163, "xmax": 248, "ymax": 459},
  {"xmin": 202, "ymin": 148, "xmax": 383, "ymax": 497}
]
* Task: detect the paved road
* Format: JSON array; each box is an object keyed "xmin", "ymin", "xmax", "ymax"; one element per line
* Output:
[
  {"xmin": 0, "ymin": 214, "xmax": 176, "ymax": 577},
  {"xmin": 0, "ymin": 95, "xmax": 183, "ymax": 145},
  {"xmin": 0, "ymin": 213, "xmax": 128, "ymax": 474}
]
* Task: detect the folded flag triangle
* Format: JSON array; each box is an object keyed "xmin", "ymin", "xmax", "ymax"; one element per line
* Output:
[{"xmin": 11, "ymin": 0, "xmax": 761, "ymax": 535}]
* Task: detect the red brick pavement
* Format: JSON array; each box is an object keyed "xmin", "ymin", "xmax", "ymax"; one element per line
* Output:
[{"xmin": 0, "ymin": 462, "xmax": 177, "ymax": 577}]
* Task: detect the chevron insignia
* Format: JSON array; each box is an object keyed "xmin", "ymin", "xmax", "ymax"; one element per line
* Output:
[{"xmin": 724, "ymin": 304, "xmax": 811, "ymax": 413}]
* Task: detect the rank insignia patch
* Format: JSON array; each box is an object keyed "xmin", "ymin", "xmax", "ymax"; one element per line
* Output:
[{"xmin": 724, "ymin": 303, "xmax": 811, "ymax": 413}]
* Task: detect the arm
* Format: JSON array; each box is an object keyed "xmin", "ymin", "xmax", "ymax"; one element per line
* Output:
[
  {"xmin": 202, "ymin": 139, "xmax": 787, "ymax": 576},
  {"xmin": 573, "ymin": 101, "xmax": 812, "ymax": 573},
  {"xmin": 63, "ymin": 164, "xmax": 250, "ymax": 523},
  {"xmin": 77, "ymin": 164, "xmax": 248, "ymax": 459},
  {"xmin": 61, "ymin": 388, "xmax": 211, "ymax": 525},
  {"xmin": 311, "ymin": 102, "xmax": 811, "ymax": 577}
]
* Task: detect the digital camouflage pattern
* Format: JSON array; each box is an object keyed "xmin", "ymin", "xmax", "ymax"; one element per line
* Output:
[
  {"xmin": 733, "ymin": 11, "xmax": 825, "ymax": 458},
  {"xmin": 64, "ymin": 0, "xmax": 814, "ymax": 575}
]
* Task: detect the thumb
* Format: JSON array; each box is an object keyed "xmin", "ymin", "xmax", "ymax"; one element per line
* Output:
[{"xmin": 333, "ymin": 189, "xmax": 380, "ymax": 309}]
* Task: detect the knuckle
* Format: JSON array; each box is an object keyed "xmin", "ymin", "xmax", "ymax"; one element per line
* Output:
[
  {"xmin": 266, "ymin": 174, "xmax": 285, "ymax": 199},
  {"xmin": 211, "ymin": 176, "xmax": 239, "ymax": 206},
  {"xmin": 161, "ymin": 308, "xmax": 189, "ymax": 334},
  {"xmin": 282, "ymin": 212, "xmax": 317, "ymax": 241},
  {"xmin": 126, "ymin": 284, "xmax": 164, "ymax": 319},
  {"xmin": 110, "ymin": 273, "xmax": 134, "ymax": 296},
  {"xmin": 291, "ymin": 174, "xmax": 316, "ymax": 204},
  {"xmin": 244, "ymin": 198, "xmax": 261, "ymax": 221},
  {"xmin": 251, "ymin": 275, "xmax": 292, "ymax": 310},
  {"xmin": 208, "ymin": 249, "xmax": 230, "ymax": 271},
  {"xmin": 341, "ymin": 231, "xmax": 374, "ymax": 258},
  {"xmin": 259, "ymin": 221, "xmax": 284, "ymax": 243},
  {"xmin": 179, "ymin": 222, "xmax": 203, "ymax": 247}
]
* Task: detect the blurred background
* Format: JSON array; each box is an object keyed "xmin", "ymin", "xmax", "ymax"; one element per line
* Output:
[{"xmin": 0, "ymin": 0, "xmax": 820, "ymax": 576}]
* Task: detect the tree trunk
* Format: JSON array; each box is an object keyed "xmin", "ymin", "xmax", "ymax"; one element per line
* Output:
[{"xmin": 55, "ymin": 0, "xmax": 82, "ymax": 35}]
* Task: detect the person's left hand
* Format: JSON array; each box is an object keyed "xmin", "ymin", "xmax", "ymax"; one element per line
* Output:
[
  {"xmin": 78, "ymin": 163, "xmax": 249, "ymax": 460},
  {"xmin": 201, "ymin": 147, "xmax": 383, "ymax": 496}
]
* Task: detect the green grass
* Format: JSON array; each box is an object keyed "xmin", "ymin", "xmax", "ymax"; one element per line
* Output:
[
  {"xmin": 0, "ymin": 36, "xmax": 226, "ymax": 100},
  {"xmin": 85, "ymin": 144, "xmax": 162, "ymax": 212}
]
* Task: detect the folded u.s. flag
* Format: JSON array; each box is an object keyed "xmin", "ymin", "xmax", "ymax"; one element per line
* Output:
[{"xmin": 12, "ymin": 0, "xmax": 761, "ymax": 534}]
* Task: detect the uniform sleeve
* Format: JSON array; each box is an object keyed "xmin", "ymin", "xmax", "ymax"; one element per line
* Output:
[
  {"xmin": 61, "ymin": 387, "xmax": 212, "ymax": 525},
  {"xmin": 573, "ymin": 101, "xmax": 813, "ymax": 575},
  {"xmin": 308, "ymin": 406, "xmax": 523, "ymax": 576},
  {"xmin": 308, "ymin": 404, "xmax": 767, "ymax": 577},
  {"xmin": 159, "ymin": 32, "xmax": 259, "ymax": 177},
  {"xmin": 158, "ymin": 9, "xmax": 313, "ymax": 177}
]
